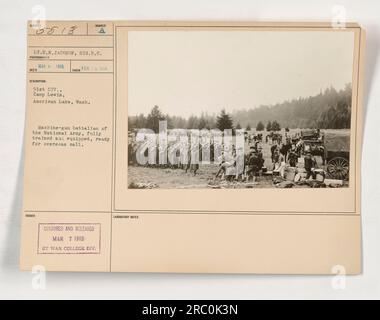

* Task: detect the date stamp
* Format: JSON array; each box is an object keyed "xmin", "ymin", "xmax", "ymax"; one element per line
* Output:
[{"xmin": 37, "ymin": 223, "xmax": 101, "ymax": 254}]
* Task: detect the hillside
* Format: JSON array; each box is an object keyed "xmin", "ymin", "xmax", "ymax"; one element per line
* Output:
[
  {"xmin": 129, "ymin": 84, "xmax": 352, "ymax": 131},
  {"xmin": 232, "ymin": 84, "xmax": 352, "ymax": 129}
]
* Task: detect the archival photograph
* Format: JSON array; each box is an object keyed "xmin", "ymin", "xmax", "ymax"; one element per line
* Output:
[{"xmin": 126, "ymin": 30, "xmax": 354, "ymax": 189}]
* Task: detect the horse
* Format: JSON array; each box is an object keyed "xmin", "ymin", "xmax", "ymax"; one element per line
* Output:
[
  {"xmin": 279, "ymin": 142, "xmax": 292, "ymax": 162},
  {"xmin": 297, "ymin": 140, "xmax": 326, "ymax": 164}
]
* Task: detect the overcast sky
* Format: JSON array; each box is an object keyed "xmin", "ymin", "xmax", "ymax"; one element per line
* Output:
[{"xmin": 127, "ymin": 30, "xmax": 354, "ymax": 118}]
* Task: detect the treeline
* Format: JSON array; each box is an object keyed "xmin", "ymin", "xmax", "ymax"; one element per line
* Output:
[
  {"xmin": 128, "ymin": 106, "xmax": 219, "ymax": 132},
  {"xmin": 128, "ymin": 84, "xmax": 352, "ymax": 132},
  {"xmin": 232, "ymin": 84, "xmax": 352, "ymax": 129}
]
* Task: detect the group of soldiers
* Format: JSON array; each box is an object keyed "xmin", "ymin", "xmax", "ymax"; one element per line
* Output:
[
  {"xmin": 213, "ymin": 144, "xmax": 264, "ymax": 182},
  {"xmin": 128, "ymin": 129, "xmax": 320, "ymax": 182},
  {"xmin": 269, "ymin": 135, "xmax": 318, "ymax": 180}
]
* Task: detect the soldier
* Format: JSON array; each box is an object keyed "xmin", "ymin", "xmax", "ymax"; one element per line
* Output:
[
  {"xmin": 288, "ymin": 146, "xmax": 298, "ymax": 167},
  {"xmin": 185, "ymin": 146, "xmax": 199, "ymax": 176},
  {"xmin": 246, "ymin": 149, "xmax": 260, "ymax": 181},
  {"xmin": 214, "ymin": 151, "xmax": 226, "ymax": 179},
  {"xmin": 271, "ymin": 144, "xmax": 278, "ymax": 163},
  {"xmin": 304, "ymin": 151, "xmax": 317, "ymax": 179},
  {"xmin": 214, "ymin": 150, "xmax": 235, "ymax": 180},
  {"xmin": 235, "ymin": 147, "xmax": 245, "ymax": 181},
  {"xmin": 128, "ymin": 135, "xmax": 134, "ymax": 165},
  {"xmin": 257, "ymin": 146, "xmax": 264, "ymax": 170}
]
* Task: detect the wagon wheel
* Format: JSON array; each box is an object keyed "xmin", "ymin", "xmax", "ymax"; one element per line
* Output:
[{"xmin": 327, "ymin": 157, "xmax": 349, "ymax": 180}]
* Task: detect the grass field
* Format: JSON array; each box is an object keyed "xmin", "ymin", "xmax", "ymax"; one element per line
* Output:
[{"xmin": 128, "ymin": 129, "xmax": 350, "ymax": 189}]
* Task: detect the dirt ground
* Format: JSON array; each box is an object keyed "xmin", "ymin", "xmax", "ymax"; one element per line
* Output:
[{"xmin": 129, "ymin": 165, "xmax": 217, "ymax": 189}]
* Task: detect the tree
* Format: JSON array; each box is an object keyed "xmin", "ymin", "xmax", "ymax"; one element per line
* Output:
[
  {"xmin": 216, "ymin": 109, "xmax": 234, "ymax": 131},
  {"xmin": 128, "ymin": 113, "xmax": 147, "ymax": 130},
  {"xmin": 229, "ymin": 84, "xmax": 352, "ymax": 129},
  {"xmin": 271, "ymin": 120, "xmax": 281, "ymax": 131},
  {"xmin": 266, "ymin": 121, "xmax": 272, "ymax": 131},
  {"xmin": 236, "ymin": 123, "xmax": 242, "ymax": 130},
  {"xmin": 256, "ymin": 121, "xmax": 264, "ymax": 131},
  {"xmin": 198, "ymin": 116, "xmax": 207, "ymax": 130},
  {"xmin": 128, "ymin": 117, "xmax": 136, "ymax": 131},
  {"xmin": 187, "ymin": 115, "xmax": 200, "ymax": 129},
  {"xmin": 246, "ymin": 124, "xmax": 251, "ymax": 131},
  {"xmin": 146, "ymin": 105, "xmax": 165, "ymax": 133},
  {"xmin": 136, "ymin": 113, "xmax": 147, "ymax": 129}
]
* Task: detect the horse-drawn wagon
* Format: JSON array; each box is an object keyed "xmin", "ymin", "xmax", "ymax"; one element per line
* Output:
[
  {"xmin": 299, "ymin": 129, "xmax": 350, "ymax": 180},
  {"xmin": 300, "ymin": 129, "xmax": 326, "ymax": 163},
  {"xmin": 324, "ymin": 131, "xmax": 350, "ymax": 180}
]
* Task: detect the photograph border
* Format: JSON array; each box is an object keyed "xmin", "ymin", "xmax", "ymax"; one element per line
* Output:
[{"xmin": 112, "ymin": 22, "xmax": 364, "ymax": 215}]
